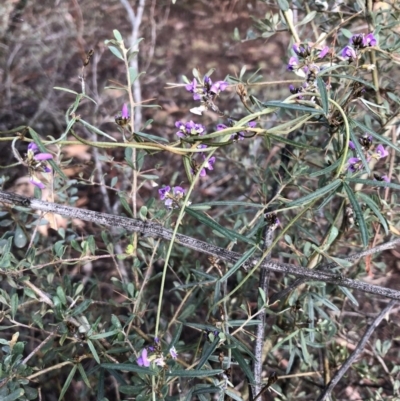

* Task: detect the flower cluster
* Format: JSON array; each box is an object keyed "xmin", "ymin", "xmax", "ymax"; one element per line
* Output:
[
  {"xmin": 185, "ymin": 74, "xmax": 228, "ymax": 115},
  {"xmin": 159, "ymin": 185, "xmax": 186, "ymax": 209},
  {"xmin": 347, "ymin": 134, "xmax": 389, "ymax": 176},
  {"xmin": 137, "ymin": 338, "xmax": 178, "ymax": 368},
  {"xmin": 175, "ymin": 120, "xmax": 206, "ymax": 138},
  {"xmin": 25, "ymin": 143, "xmax": 53, "ymax": 189},
  {"xmin": 341, "ymin": 32, "xmax": 377, "ymax": 61}
]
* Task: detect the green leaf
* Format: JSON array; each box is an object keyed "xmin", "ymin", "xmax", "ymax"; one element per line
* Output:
[
  {"xmin": 268, "ymin": 132, "xmax": 319, "ymax": 150},
  {"xmin": 329, "ymin": 74, "xmax": 376, "ymax": 90},
  {"xmin": 358, "ymin": 192, "xmax": 388, "ymax": 235},
  {"xmin": 300, "ymin": 330, "xmax": 310, "ymax": 363},
  {"xmin": 113, "ymin": 29, "xmax": 123, "ymax": 42},
  {"xmin": 316, "ymin": 77, "xmax": 329, "ymax": 115},
  {"xmin": 53, "ymin": 87, "xmax": 79, "ymax": 95},
  {"xmin": 231, "ymin": 347, "xmax": 255, "ymax": 384},
  {"xmin": 11, "ymin": 293, "xmax": 18, "ymax": 320},
  {"xmin": 338, "ymin": 286, "xmax": 359, "ymax": 306},
  {"xmin": 343, "ymin": 183, "xmax": 368, "ymax": 247},
  {"xmin": 87, "ymin": 339, "xmax": 100, "ymax": 364},
  {"xmin": 101, "ymin": 363, "xmax": 157, "ymax": 375},
  {"xmin": 108, "ymin": 46, "xmax": 124, "ymax": 60},
  {"xmin": 261, "ymin": 101, "xmax": 322, "ymax": 114},
  {"xmin": 13, "ymin": 225, "xmax": 27, "ymax": 248},
  {"xmin": 166, "ymin": 369, "xmax": 224, "ymax": 377},
  {"xmin": 78, "ymin": 119, "xmax": 117, "ymax": 142},
  {"xmin": 58, "ymin": 365, "xmax": 77, "ymax": 401},
  {"xmin": 77, "ymin": 363, "xmax": 91, "ymax": 388},
  {"xmin": 277, "ymin": 0, "xmax": 289, "ymax": 10},
  {"xmin": 346, "ymin": 177, "xmax": 400, "ymax": 191},
  {"xmin": 70, "ymin": 299, "xmax": 92, "ymax": 316},
  {"xmin": 185, "ymin": 207, "xmax": 255, "ymax": 245},
  {"xmin": 89, "ymin": 329, "xmax": 120, "ymax": 340},
  {"xmin": 196, "ymin": 337, "xmax": 219, "ymax": 371},
  {"xmin": 296, "ymin": 10, "xmax": 316, "ymax": 26},
  {"xmin": 56, "ymin": 286, "xmax": 67, "ymax": 306},
  {"xmin": 219, "ymin": 247, "xmax": 257, "ymax": 282},
  {"xmin": 309, "ymin": 159, "xmax": 341, "ymax": 178},
  {"xmin": 285, "ymin": 179, "xmax": 341, "ymax": 208},
  {"xmin": 3, "ymin": 389, "xmax": 25, "ymax": 401}
]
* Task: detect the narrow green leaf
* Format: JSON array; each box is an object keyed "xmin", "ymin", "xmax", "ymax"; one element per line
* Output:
[
  {"xmin": 296, "ymin": 10, "xmax": 316, "ymax": 26},
  {"xmin": 97, "ymin": 368, "xmax": 105, "ymax": 399},
  {"xmin": 89, "ymin": 329, "xmax": 119, "ymax": 340},
  {"xmin": 349, "ymin": 127, "xmax": 370, "ymax": 174},
  {"xmin": 343, "ymin": 183, "xmax": 368, "ymax": 246},
  {"xmin": 312, "ymin": 293, "xmax": 340, "ymax": 312},
  {"xmin": 87, "ymin": 339, "xmax": 100, "ymax": 364},
  {"xmin": 113, "ymin": 29, "xmax": 123, "ymax": 42},
  {"xmin": 285, "ymin": 179, "xmax": 341, "ymax": 208},
  {"xmin": 329, "ymin": 74, "xmax": 376, "ymax": 90},
  {"xmin": 316, "ymin": 77, "xmax": 329, "ymax": 115},
  {"xmin": 309, "ymin": 159, "xmax": 341, "ymax": 178},
  {"xmin": 338, "ymin": 286, "xmax": 359, "ymax": 306},
  {"xmin": 185, "ymin": 207, "xmax": 255, "ymax": 245},
  {"xmin": 231, "ymin": 347, "xmax": 255, "ymax": 384},
  {"xmin": 77, "ymin": 363, "xmax": 91, "ymax": 388},
  {"xmin": 346, "ymin": 177, "xmax": 400, "ymax": 191},
  {"xmin": 11, "ymin": 293, "xmax": 18, "ymax": 320},
  {"xmin": 53, "ymin": 87, "xmax": 79, "ymax": 95},
  {"xmin": 166, "ymin": 369, "xmax": 224, "ymax": 377},
  {"xmin": 101, "ymin": 363, "xmax": 156, "ymax": 375},
  {"xmin": 268, "ymin": 132, "xmax": 319, "ymax": 150},
  {"xmin": 261, "ymin": 101, "xmax": 322, "ymax": 114},
  {"xmin": 70, "ymin": 299, "xmax": 92, "ymax": 316},
  {"xmin": 58, "ymin": 365, "xmax": 77, "ymax": 401},
  {"xmin": 300, "ymin": 330, "xmax": 310, "ymax": 363},
  {"xmin": 78, "ymin": 119, "xmax": 117, "ymax": 142},
  {"xmin": 196, "ymin": 337, "xmax": 219, "ymax": 371},
  {"xmin": 271, "ymin": 330, "xmax": 299, "ymax": 352},
  {"xmin": 108, "ymin": 46, "xmax": 124, "ymax": 60},
  {"xmin": 219, "ymin": 247, "xmax": 257, "ymax": 282},
  {"xmin": 358, "ymin": 192, "xmax": 388, "ymax": 235}
]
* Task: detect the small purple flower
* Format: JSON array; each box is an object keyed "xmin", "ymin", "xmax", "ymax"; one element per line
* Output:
[
  {"xmin": 348, "ymin": 141, "xmax": 356, "ymax": 150},
  {"xmin": 175, "ymin": 120, "xmax": 205, "ymax": 137},
  {"xmin": 318, "ymin": 46, "xmax": 329, "ymax": 59},
  {"xmin": 341, "ymin": 46, "xmax": 357, "ymax": 60},
  {"xmin": 347, "ymin": 157, "xmax": 362, "ymax": 173},
  {"xmin": 28, "ymin": 142, "xmax": 53, "ymax": 161},
  {"xmin": 363, "ymin": 33, "xmax": 377, "ymax": 47},
  {"xmin": 375, "ymin": 144, "xmax": 389, "ymax": 159},
  {"xmin": 185, "ymin": 79, "xmax": 201, "ymax": 100},
  {"xmin": 287, "ymin": 56, "xmax": 299, "ymax": 71},
  {"xmin": 121, "ymin": 104, "xmax": 129, "ymax": 119},
  {"xmin": 169, "ymin": 346, "xmax": 178, "ymax": 360},
  {"xmin": 292, "ymin": 44, "xmax": 310, "ymax": 58},
  {"xmin": 137, "ymin": 349, "xmax": 150, "ymax": 367},
  {"xmin": 350, "ymin": 34, "xmax": 365, "ymax": 48},
  {"xmin": 158, "ymin": 186, "xmax": 170, "ymax": 200},
  {"xmin": 217, "ymin": 123, "xmax": 228, "ymax": 131},
  {"xmin": 210, "ymin": 80, "xmax": 228, "ymax": 94},
  {"xmin": 172, "ymin": 186, "xmax": 185, "ymax": 197},
  {"xmin": 381, "ymin": 175, "xmax": 390, "ymax": 183},
  {"xmin": 203, "ymin": 156, "xmax": 215, "ymax": 171},
  {"xmin": 30, "ymin": 178, "xmax": 45, "ymax": 189}
]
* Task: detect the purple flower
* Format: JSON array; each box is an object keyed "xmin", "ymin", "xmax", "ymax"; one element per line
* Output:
[
  {"xmin": 28, "ymin": 142, "xmax": 53, "ymax": 161},
  {"xmin": 121, "ymin": 104, "xmax": 129, "ymax": 119},
  {"xmin": 217, "ymin": 123, "xmax": 228, "ymax": 131},
  {"xmin": 363, "ymin": 33, "xmax": 377, "ymax": 47},
  {"xmin": 185, "ymin": 79, "xmax": 201, "ymax": 100},
  {"xmin": 210, "ymin": 80, "xmax": 228, "ymax": 94},
  {"xmin": 175, "ymin": 120, "xmax": 205, "ymax": 137},
  {"xmin": 172, "ymin": 186, "xmax": 185, "ymax": 197},
  {"xmin": 137, "ymin": 349, "xmax": 150, "ymax": 367},
  {"xmin": 292, "ymin": 44, "xmax": 310, "ymax": 58},
  {"xmin": 318, "ymin": 46, "xmax": 329, "ymax": 59},
  {"xmin": 287, "ymin": 56, "xmax": 299, "ymax": 71},
  {"xmin": 169, "ymin": 346, "xmax": 178, "ymax": 360},
  {"xmin": 350, "ymin": 34, "xmax": 365, "ymax": 48},
  {"xmin": 375, "ymin": 144, "xmax": 389, "ymax": 159},
  {"xmin": 203, "ymin": 156, "xmax": 215, "ymax": 171},
  {"xmin": 348, "ymin": 141, "xmax": 356, "ymax": 150},
  {"xmin": 30, "ymin": 178, "xmax": 45, "ymax": 189},
  {"xmin": 381, "ymin": 175, "xmax": 390, "ymax": 183},
  {"xmin": 341, "ymin": 46, "xmax": 357, "ymax": 60},
  {"xmin": 347, "ymin": 157, "xmax": 362, "ymax": 173},
  {"xmin": 158, "ymin": 186, "xmax": 170, "ymax": 200}
]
